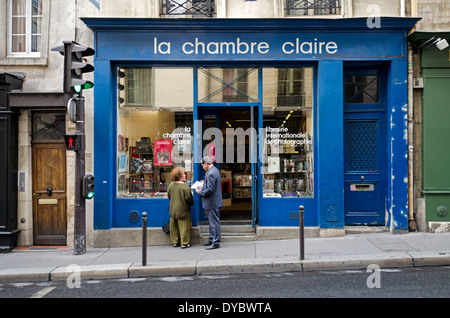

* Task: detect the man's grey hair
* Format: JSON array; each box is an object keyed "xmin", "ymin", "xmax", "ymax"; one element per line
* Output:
[{"xmin": 201, "ymin": 156, "xmax": 213, "ymax": 164}]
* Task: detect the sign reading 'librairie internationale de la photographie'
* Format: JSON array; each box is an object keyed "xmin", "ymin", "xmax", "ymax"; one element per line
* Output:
[{"xmin": 97, "ymin": 32, "xmax": 405, "ymax": 61}]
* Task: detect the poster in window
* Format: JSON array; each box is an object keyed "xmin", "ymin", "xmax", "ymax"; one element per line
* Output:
[
  {"xmin": 268, "ymin": 156, "xmax": 280, "ymax": 173},
  {"xmin": 119, "ymin": 154, "xmax": 127, "ymax": 172},
  {"xmin": 154, "ymin": 139, "xmax": 173, "ymax": 166},
  {"xmin": 207, "ymin": 142, "xmax": 216, "ymax": 162}
]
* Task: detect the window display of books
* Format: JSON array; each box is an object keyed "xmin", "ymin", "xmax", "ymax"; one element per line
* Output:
[
  {"xmin": 233, "ymin": 174, "xmax": 252, "ymax": 187},
  {"xmin": 233, "ymin": 174, "xmax": 251, "ymax": 198}
]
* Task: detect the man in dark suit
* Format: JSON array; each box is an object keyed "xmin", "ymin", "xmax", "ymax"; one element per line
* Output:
[{"xmin": 196, "ymin": 156, "xmax": 223, "ymax": 249}]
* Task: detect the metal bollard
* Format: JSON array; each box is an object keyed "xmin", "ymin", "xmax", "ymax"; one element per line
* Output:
[
  {"xmin": 142, "ymin": 212, "xmax": 147, "ymax": 266},
  {"xmin": 299, "ymin": 205, "xmax": 305, "ymax": 260}
]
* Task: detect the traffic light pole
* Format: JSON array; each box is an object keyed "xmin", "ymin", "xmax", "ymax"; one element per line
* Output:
[
  {"xmin": 74, "ymin": 95, "xmax": 86, "ymax": 255},
  {"xmin": 52, "ymin": 41, "xmax": 94, "ymax": 255}
]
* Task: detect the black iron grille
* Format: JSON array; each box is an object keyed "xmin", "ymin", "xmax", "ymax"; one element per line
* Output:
[
  {"xmin": 162, "ymin": 0, "xmax": 216, "ymax": 17},
  {"xmin": 285, "ymin": 0, "xmax": 341, "ymax": 16}
]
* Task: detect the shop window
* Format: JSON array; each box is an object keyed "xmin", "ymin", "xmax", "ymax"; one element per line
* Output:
[
  {"xmin": 197, "ymin": 67, "xmax": 259, "ymax": 103},
  {"xmin": 344, "ymin": 75, "xmax": 379, "ymax": 104},
  {"xmin": 117, "ymin": 67, "xmax": 194, "ymax": 198},
  {"xmin": 262, "ymin": 67, "xmax": 314, "ymax": 197},
  {"xmin": 285, "ymin": 0, "xmax": 341, "ymax": 16}
]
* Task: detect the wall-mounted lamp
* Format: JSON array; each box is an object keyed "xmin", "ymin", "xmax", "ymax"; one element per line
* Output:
[
  {"xmin": 417, "ymin": 37, "xmax": 449, "ymax": 50},
  {"xmin": 435, "ymin": 38, "xmax": 449, "ymax": 50}
]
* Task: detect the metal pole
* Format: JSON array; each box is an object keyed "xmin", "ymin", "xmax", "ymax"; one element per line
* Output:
[
  {"xmin": 142, "ymin": 212, "xmax": 148, "ymax": 266},
  {"xmin": 74, "ymin": 95, "xmax": 86, "ymax": 255},
  {"xmin": 299, "ymin": 205, "xmax": 304, "ymax": 260}
]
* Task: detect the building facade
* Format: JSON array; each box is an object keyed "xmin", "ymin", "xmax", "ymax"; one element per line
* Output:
[
  {"xmin": 1, "ymin": 0, "xmax": 439, "ymax": 252},
  {"xmin": 1, "ymin": 0, "xmax": 77, "ymax": 252},
  {"xmin": 409, "ymin": 1, "xmax": 450, "ymax": 233}
]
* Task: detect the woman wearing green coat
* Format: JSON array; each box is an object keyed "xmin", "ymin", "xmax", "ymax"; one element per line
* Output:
[{"xmin": 167, "ymin": 167, "xmax": 194, "ymax": 248}]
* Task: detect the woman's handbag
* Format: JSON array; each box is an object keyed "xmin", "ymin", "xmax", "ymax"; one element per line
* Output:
[
  {"xmin": 162, "ymin": 222, "xmax": 170, "ymax": 234},
  {"xmin": 162, "ymin": 207, "xmax": 170, "ymax": 234}
]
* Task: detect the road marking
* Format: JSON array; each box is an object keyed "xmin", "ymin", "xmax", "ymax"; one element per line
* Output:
[
  {"xmin": 160, "ymin": 276, "xmax": 194, "ymax": 282},
  {"xmin": 380, "ymin": 268, "xmax": 402, "ymax": 273},
  {"xmin": 117, "ymin": 278, "xmax": 146, "ymax": 283},
  {"xmin": 11, "ymin": 282, "xmax": 33, "ymax": 287},
  {"xmin": 30, "ymin": 287, "xmax": 56, "ymax": 298},
  {"xmin": 344, "ymin": 270, "xmax": 365, "ymax": 274},
  {"xmin": 198, "ymin": 275, "xmax": 234, "ymax": 280}
]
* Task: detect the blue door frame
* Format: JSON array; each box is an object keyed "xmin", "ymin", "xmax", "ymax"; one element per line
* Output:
[
  {"xmin": 343, "ymin": 65, "xmax": 388, "ymax": 226},
  {"xmin": 195, "ymin": 104, "xmax": 259, "ymax": 226},
  {"xmin": 195, "ymin": 108, "xmax": 221, "ymax": 223}
]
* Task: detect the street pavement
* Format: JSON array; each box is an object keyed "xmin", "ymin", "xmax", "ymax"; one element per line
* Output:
[{"xmin": 1, "ymin": 232, "xmax": 449, "ymax": 283}]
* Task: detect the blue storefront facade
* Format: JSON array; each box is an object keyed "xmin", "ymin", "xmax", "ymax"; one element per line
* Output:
[{"xmin": 83, "ymin": 17, "xmax": 419, "ymax": 239}]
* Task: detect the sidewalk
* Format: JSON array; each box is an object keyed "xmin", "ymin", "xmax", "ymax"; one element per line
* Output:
[{"xmin": 1, "ymin": 232, "xmax": 449, "ymax": 283}]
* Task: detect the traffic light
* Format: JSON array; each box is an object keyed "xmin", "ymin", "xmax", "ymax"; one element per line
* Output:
[
  {"xmin": 51, "ymin": 41, "xmax": 95, "ymax": 95},
  {"xmin": 118, "ymin": 68, "xmax": 126, "ymax": 105},
  {"xmin": 82, "ymin": 175, "xmax": 95, "ymax": 199},
  {"xmin": 63, "ymin": 134, "xmax": 84, "ymax": 151}
]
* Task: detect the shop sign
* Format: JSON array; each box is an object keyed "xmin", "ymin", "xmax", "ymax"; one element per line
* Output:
[{"xmin": 97, "ymin": 32, "xmax": 405, "ymax": 61}]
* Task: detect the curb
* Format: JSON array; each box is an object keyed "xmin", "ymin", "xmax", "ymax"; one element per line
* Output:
[
  {"xmin": 1, "ymin": 253, "xmax": 449, "ymax": 283},
  {"xmin": 301, "ymin": 253, "xmax": 414, "ymax": 271},
  {"xmin": 0, "ymin": 267, "xmax": 57, "ymax": 283},
  {"xmin": 51, "ymin": 263, "xmax": 132, "ymax": 281},
  {"xmin": 409, "ymin": 251, "xmax": 450, "ymax": 267},
  {"xmin": 196, "ymin": 258, "xmax": 303, "ymax": 275},
  {"xmin": 129, "ymin": 261, "xmax": 197, "ymax": 277}
]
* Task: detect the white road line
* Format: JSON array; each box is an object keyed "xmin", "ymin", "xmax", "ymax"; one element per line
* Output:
[
  {"xmin": 30, "ymin": 287, "xmax": 56, "ymax": 298},
  {"xmin": 117, "ymin": 278, "xmax": 146, "ymax": 283},
  {"xmin": 380, "ymin": 268, "xmax": 402, "ymax": 273},
  {"xmin": 160, "ymin": 276, "xmax": 194, "ymax": 282}
]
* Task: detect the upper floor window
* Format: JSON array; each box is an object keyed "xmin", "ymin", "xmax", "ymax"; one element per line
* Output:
[
  {"xmin": 161, "ymin": 0, "xmax": 216, "ymax": 18},
  {"xmin": 10, "ymin": 0, "xmax": 42, "ymax": 56},
  {"xmin": 285, "ymin": 0, "xmax": 341, "ymax": 16}
]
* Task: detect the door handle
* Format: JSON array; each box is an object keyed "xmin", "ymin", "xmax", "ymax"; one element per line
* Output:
[{"xmin": 47, "ymin": 187, "xmax": 53, "ymax": 196}]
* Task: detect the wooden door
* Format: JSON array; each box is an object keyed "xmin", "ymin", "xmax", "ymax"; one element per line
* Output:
[{"xmin": 32, "ymin": 142, "xmax": 67, "ymax": 245}]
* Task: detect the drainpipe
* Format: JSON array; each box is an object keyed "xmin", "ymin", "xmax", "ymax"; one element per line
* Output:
[
  {"xmin": 411, "ymin": 0, "xmax": 417, "ymax": 17},
  {"xmin": 407, "ymin": 42, "xmax": 416, "ymax": 231},
  {"xmin": 407, "ymin": 0, "xmax": 419, "ymax": 231},
  {"xmin": 74, "ymin": 0, "xmax": 78, "ymax": 41}
]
